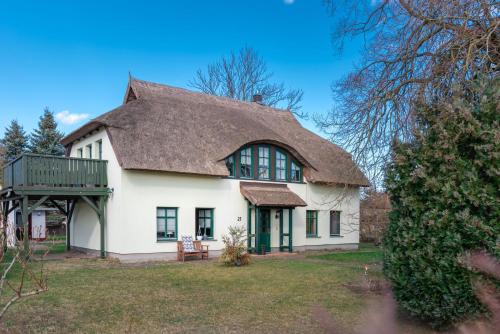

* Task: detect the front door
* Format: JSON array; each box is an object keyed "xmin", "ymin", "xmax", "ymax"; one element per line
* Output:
[{"xmin": 258, "ymin": 208, "xmax": 271, "ymax": 253}]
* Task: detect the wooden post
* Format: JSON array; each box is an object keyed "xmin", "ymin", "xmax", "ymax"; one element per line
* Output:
[
  {"xmin": 247, "ymin": 202, "xmax": 252, "ymax": 252},
  {"xmin": 98, "ymin": 196, "xmax": 106, "ymax": 258},
  {"xmin": 22, "ymin": 196, "xmax": 29, "ymax": 255},
  {"xmin": 255, "ymin": 206, "xmax": 260, "ymax": 255},
  {"xmin": 288, "ymin": 208, "xmax": 293, "ymax": 253},
  {"xmin": 66, "ymin": 200, "xmax": 71, "ymax": 251},
  {"xmin": 2, "ymin": 200, "xmax": 9, "ymax": 252},
  {"xmin": 279, "ymin": 209, "xmax": 283, "ymax": 251}
]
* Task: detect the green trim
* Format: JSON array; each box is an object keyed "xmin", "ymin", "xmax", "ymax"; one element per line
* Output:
[
  {"xmin": 239, "ymin": 146, "xmax": 253, "ymax": 179},
  {"xmin": 86, "ymin": 144, "xmax": 93, "ymax": 159},
  {"xmin": 196, "ymin": 208, "xmax": 214, "ymax": 238},
  {"xmin": 96, "ymin": 140, "xmax": 103, "ymax": 160},
  {"xmin": 274, "ymin": 149, "xmax": 288, "ymax": 181},
  {"xmin": 306, "ymin": 210, "xmax": 318, "ymax": 238},
  {"xmin": 257, "ymin": 145, "xmax": 271, "ymax": 180},
  {"xmin": 224, "ymin": 154, "xmax": 236, "ymax": 177},
  {"xmin": 156, "ymin": 207, "xmax": 178, "ymax": 241},
  {"xmin": 329, "ymin": 210, "xmax": 342, "ymax": 236},
  {"xmin": 290, "ymin": 160, "xmax": 302, "ymax": 183},
  {"xmin": 288, "ymin": 208, "xmax": 293, "ymax": 252}
]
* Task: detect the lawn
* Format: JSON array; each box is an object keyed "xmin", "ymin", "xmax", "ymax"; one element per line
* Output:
[{"xmin": 0, "ymin": 244, "xmax": 431, "ymax": 334}]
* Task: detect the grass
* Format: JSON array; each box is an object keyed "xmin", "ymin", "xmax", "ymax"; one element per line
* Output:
[
  {"xmin": 0, "ymin": 243, "xmax": 432, "ymax": 334},
  {"xmin": 308, "ymin": 243, "xmax": 383, "ymax": 264}
]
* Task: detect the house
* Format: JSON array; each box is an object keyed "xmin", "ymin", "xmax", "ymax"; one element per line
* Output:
[
  {"xmin": 17, "ymin": 78, "xmax": 368, "ymax": 260},
  {"xmin": 5, "ymin": 206, "xmax": 58, "ymax": 246}
]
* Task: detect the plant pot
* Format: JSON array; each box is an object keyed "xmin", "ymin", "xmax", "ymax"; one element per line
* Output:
[{"xmin": 196, "ymin": 236, "xmax": 203, "ymax": 241}]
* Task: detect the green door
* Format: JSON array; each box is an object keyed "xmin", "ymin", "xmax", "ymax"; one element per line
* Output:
[{"xmin": 258, "ymin": 208, "xmax": 271, "ymax": 253}]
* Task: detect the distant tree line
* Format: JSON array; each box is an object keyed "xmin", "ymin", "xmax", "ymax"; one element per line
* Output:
[{"xmin": 0, "ymin": 108, "xmax": 64, "ymax": 185}]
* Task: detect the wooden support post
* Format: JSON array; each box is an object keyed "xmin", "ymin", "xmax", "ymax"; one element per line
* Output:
[
  {"xmin": 21, "ymin": 196, "xmax": 29, "ymax": 255},
  {"xmin": 66, "ymin": 200, "xmax": 76, "ymax": 251},
  {"xmin": 255, "ymin": 206, "xmax": 260, "ymax": 254},
  {"xmin": 279, "ymin": 209, "xmax": 283, "ymax": 251},
  {"xmin": 247, "ymin": 202, "xmax": 252, "ymax": 252},
  {"xmin": 2, "ymin": 200, "xmax": 9, "ymax": 252},
  {"xmin": 98, "ymin": 197, "xmax": 106, "ymax": 258},
  {"xmin": 288, "ymin": 208, "xmax": 293, "ymax": 253}
]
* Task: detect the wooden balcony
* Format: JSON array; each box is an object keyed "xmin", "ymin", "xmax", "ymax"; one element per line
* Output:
[{"xmin": 2, "ymin": 154, "xmax": 108, "ymax": 196}]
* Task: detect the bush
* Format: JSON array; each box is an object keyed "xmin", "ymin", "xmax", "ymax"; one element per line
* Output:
[
  {"xmin": 383, "ymin": 79, "xmax": 500, "ymax": 328},
  {"xmin": 220, "ymin": 224, "xmax": 251, "ymax": 266}
]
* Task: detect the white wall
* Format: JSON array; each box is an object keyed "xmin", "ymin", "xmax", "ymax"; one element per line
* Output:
[
  {"xmin": 69, "ymin": 128, "xmax": 123, "ymax": 253},
  {"xmin": 115, "ymin": 171, "xmax": 359, "ymax": 255},
  {"xmin": 68, "ymin": 130, "xmax": 360, "ymax": 256}
]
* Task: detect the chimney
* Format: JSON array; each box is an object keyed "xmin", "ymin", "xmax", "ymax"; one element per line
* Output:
[{"xmin": 252, "ymin": 94, "xmax": 263, "ymax": 104}]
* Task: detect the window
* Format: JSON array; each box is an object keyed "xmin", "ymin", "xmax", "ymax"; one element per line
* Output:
[
  {"xmin": 157, "ymin": 207, "xmax": 177, "ymax": 240},
  {"xmin": 225, "ymin": 155, "xmax": 235, "ymax": 177},
  {"xmin": 258, "ymin": 146, "xmax": 270, "ymax": 179},
  {"xmin": 291, "ymin": 161, "xmax": 302, "ymax": 182},
  {"xmin": 96, "ymin": 140, "xmax": 103, "ymax": 160},
  {"xmin": 330, "ymin": 211, "xmax": 341, "ymax": 236},
  {"xmin": 196, "ymin": 208, "xmax": 214, "ymax": 239},
  {"xmin": 306, "ymin": 210, "xmax": 318, "ymax": 237},
  {"xmin": 240, "ymin": 147, "xmax": 253, "ymax": 178},
  {"xmin": 86, "ymin": 144, "xmax": 93, "ymax": 159},
  {"xmin": 77, "ymin": 148, "xmax": 83, "ymax": 158},
  {"xmin": 275, "ymin": 150, "xmax": 287, "ymax": 181}
]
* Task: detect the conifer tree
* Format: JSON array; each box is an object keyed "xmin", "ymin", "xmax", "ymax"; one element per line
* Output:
[
  {"xmin": 29, "ymin": 107, "xmax": 65, "ymax": 156},
  {"xmin": 1, "ymin": 120, "xmax": 28, "ymax": 161}
]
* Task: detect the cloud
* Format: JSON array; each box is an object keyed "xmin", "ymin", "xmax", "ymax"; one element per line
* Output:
[
  {"xmin": 55, "ymin": 110, "xmax": 90, "ymax": 125},
  {"xmin": 283, "ymin": 0, "xmax": 295, "ymax": 4}
]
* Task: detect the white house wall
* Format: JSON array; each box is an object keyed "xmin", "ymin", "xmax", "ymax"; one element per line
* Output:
[
  {"xmin": 68, "ymin": 128, "xmax": 123, "ymax": 253},
  {"xmin": 68, "ymin": 130, "xmax": 360, "ymax": 259}
]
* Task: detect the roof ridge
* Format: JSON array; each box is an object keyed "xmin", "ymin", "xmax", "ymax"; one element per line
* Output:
[{"xmin": 130, "ymin": 77, "xmax": 294, "ymax": 116}]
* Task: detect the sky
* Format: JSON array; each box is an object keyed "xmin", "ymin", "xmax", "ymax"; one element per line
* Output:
[{"xmin": 0, "ymin": 0, "xmax": 362, "ymax": 138}]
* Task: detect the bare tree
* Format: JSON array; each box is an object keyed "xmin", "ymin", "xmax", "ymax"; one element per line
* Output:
[
  {"xmin": 0, "ymin": 220, "xmax": 50, "ymax": 320},
  {"xmin": 190, "ymin": 47, "xmax": 306, "ymax": 118},
  {"xmin": 317, "ymin": 0, "xmax": 499, "ymax": 186}
]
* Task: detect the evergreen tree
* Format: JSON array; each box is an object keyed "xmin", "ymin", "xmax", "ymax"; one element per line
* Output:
[
  {"xmin": 383, "ymin": 79, "xmax": 499, "ymax": 328},
  {"xmin": 29, "ymin": 107, "xmax": 65, "ymax": 156},
  {"xmin": 1, "ymin": 120, "xmax": 28, "ymax": 161}
]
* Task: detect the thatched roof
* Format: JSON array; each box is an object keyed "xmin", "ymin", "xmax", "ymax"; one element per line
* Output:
[
  {"xmin": 240, "ymin": 182, "xmax": 307, "ymax": 207},
  {"xmin": 62, "ymin": 78, "xmax": 369, "ymax": 186}
]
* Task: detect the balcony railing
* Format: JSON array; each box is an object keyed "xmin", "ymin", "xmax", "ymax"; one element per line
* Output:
[{"xmin": 2, "ymin": 154, "xmax": 108, "ymax": 189}]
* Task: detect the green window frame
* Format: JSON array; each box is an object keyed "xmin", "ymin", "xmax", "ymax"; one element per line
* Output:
[
  {"xmin": 86, "ymin": 144, "xmax": 93, "ymax": 159},
  {"xmin": 196, "ymin": 208, "xmax": 214, "ymax": 239},
  {"xmin": 240, "ymin": 147, "xmax": 253, "ymax": 178},
  {"xmin": 290, "ymin": 161, "xmax": 302, "ymax": 183},
  {"xmin": 257, "ymin": 146, "xmax": 270, "ymax": 179},
  {"xmin": 157, "ymin": 207, "xmax": 178, "ymax": 241},
  {"xmin": 275, "ymin": 149, "xmax": 287, "ymax": 181},
  {"xmin": 225, "ymin": 155, "xmax": 235, "ymax": 177},
  {"xmin": 306, "ymin": 210, "xmax": 318, "ymax": 238},
  {"xmin": 96, "ymin": 140, "xmax": 103, "ymax": 160},
  {"xmin": 77, "ymin": 148, "xmax": 83, "ymax": 158},
  {"xmin": 330, "ymin": 211, "xmax": 341, "ymax": 236}
]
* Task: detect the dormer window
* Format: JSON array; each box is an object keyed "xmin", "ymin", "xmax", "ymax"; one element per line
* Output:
[
  {"xmin": 258, "ymin": 146, "xmax": 270, "ymax": 179},
  {"xmin": 225, "ymin": 155, "xmax": 235, "ymax": 177},
  {"xmin": 275, "ymin": 149, "xmax": 287, "ymax": 181},
  {"xmin": 291, "ymin": 161, "xmax": 302, "ymax": 183},
  {"xmin": 240, "ymin": 147, "xmax": 253, "ymax": 178}
]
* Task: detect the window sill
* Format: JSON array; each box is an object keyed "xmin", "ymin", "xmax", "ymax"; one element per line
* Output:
[
  {"xmin": 198, "ymin": 239, "xmax": 217, "ymax": 242},
  {"xmin": 157, "ymin": 239, "xmax": 177, "ymax": 242},
  {"xmin": 306, "ymin": 235, "xmax": 321, "ymax": 238},
  {"xmin": 330, "ymin": 235, "xmax": 344, "ymax": 238}
]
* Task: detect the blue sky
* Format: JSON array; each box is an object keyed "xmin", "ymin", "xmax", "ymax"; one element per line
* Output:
[{"xmin": 0, "ymin": 0, "xmax": 362, "ymax": 137}]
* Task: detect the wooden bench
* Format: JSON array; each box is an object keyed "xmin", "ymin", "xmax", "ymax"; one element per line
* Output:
[{"xmin": 177, "ymin": 240, "xmax": 209, "ymax": 262}]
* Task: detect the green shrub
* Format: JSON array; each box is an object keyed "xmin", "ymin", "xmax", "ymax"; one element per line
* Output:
[
  {"xmin": 383, "ymin": 79, "xmax": 500, "ymax": 328},
  {"xmin": 220, "ymin": 224, "xmax": 251, "ymax": 266}
]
